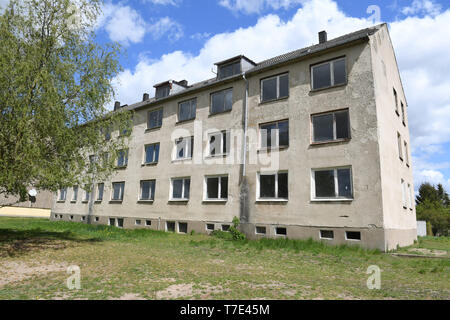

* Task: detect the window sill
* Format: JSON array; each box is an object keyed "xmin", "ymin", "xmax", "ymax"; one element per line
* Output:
[
  {"xmin": 310, "ymin": 82, "xmax": 347, "ymax": 93},
  {"xmin": 310, "ymin": 139, "xmax": 350, "ymax": 146},
  {"xmin": 258, "ymin": 96, "xmax": 289, "ymax": 106},
  {"xmin": 395, "ymin": 110, "xmax": 400, "ymax": 117},
  {"xmin": 94, "ymin": 200, "xmax": 103, "ymax": 203},
  {"xmin": 109, "ymin": 200, "xmax": 123, "ymax": 204},
  {"xmin": 138, "ymin": 200, "xmax": 154, "ymax": 204},
  {"xmin": 70, "ymin": 201, "xmax": 77, "ymax": 203},
  {"xmin": 205, "ymin": 153, "xmax": 229, "ymax": 159},
  {"xmin": 168, "ymin": 199, "xmax": 189, "ymax": 203},
  {"xmin": 115, "ymin": 166, "xmax": 128, "ymax": 170},
  {"xmin": 142, "ymin": 162, "xmax": 158, "ymax": 167},
  {"xmin": 256, "ymin": 199, "xmax": 288, "ymax": 203},
  {"xmin": 257, "ymin": 146, "xmax": 289, "ymax": 153},
  {"xmin": 310, "ymin": 198, "xmax": 353, "ymax": 202},
  {"xmin": 176, "ymin": 118, "xmax": 196, "ymax": 125},
  {"xmin": 320, "ymin": 237, "xmax": 334, "ymax": 241},
  {"xmin": 203, "ymin": 199, "xmax": 227, "ymax": 203},
  {"xmin": 209, "ymin": 109, "xmax": 232, "ymax": 117},
  {"xmin": 145, "ymin": 126, "xmax": 162, "ymax": 133},
  {"xmin": 57, "ymin": 200, "xmax": 66, "ymax": 203},
  {"xmin": 172, "ymin": 158, "xmax": 193, "ymax": 163},
  {"xmin": 81, "ymin": 201, "xmax": 89, "ymax": 203}
]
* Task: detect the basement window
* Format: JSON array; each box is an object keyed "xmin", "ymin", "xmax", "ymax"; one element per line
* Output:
[
  {"xmin": 256, "ymin": 226, "xmax": 266, "ymax": 235},
  {"xmin": 320, "ymin": 230, "xmax": 334, "ymax": 240},
  {"xmin": 208, "ymin": 131, "xmax": 230, "ymax": 156},
  {"xmin": 275, "ymin": 227, "xmax": 287, "ymax": 236},
  {"xmin": 70, "ymin": 215, "xmax": 74, "ymax": 220},
  {"xmin": 312, "ymin": 167, "xmax": 353, "ymax": 200},
  {"xmin": 312, "ymin": 109, "xmax": 350, "ymax": 143},
  {"xmin": 205, "ymin": 175, "xmax": 228, "ymax": 200},
  {"xmin": 178, "ymin": 98, "xmax": 197, "ymax": 122},
  {"xmin": 144, "ymin": 143, "xmax": 160, "ymax": 164},
  {"xmin": 148, "ymin": 108, "xmax": 163, "ymax": 129},
  {"xmin": 260, "ymin": 120, "xmax": 289, "ymax": 149},
  {"xmin": 166, "ymin": 221, "xmax": 176, "ymax": 232},
  {"xmin": 311, "ymin": 57, "xmax": 346, "ymax": 90},
  {"xmin": 178, "ymin": 222, "xmax": 188, "ymax": 234},
  {"xmin": 117, "ymin": 218, "xmax": 124, "ymax": 228},
  {"xmin": 206, "ymin": 224, "xmax": 215, "ymax": 231},
  {"xmin": 345, "ymin": 231, "xmax": 361, "ymax": 241},
  {"xmin": 135, "ymin": 220, "xmax": 141, "ymax": 226},
  {"xmin": 221, "ymin": 224, "xmax": 230, "ymax": 232},
  {"xmin": 171, "ymin": 178, "xmax": 190, "ymax": 201},
  {"xmin": 111, "ymin": 182, "xmax": 125, "ymax": 201},
  {"xmin": 59, "ymin": 215, "xmax": 63, "ymax": 219},
  {"xmin": 81, "ymin": 216, "xmax": 86, "ymax": 222},
  {"xmin": 261, "ymin": 73, "xmax": 289, "ymax": 102},
  {"xmin": 146, "ymin": 220, "xmax": 152, "ymax": 226},
  {"xmin": 175, "ymin": 136, "xmax": 194, "ymax": 160},
  {"xmin": 211, "ymin": 88, "xmax": 233, "ymax": 115},
  {"xmin": 258, "ymin": 172, "xmax": 288, "ymax": 200},
  {"xmin": 95, "ymin": 217, "xmax": 99, "ymax": 222},
  {"xmin": 140, "ymin": 180, "xmax": 156, "ymax": 201},
  {"xmin": 109, "ymin": 218, "xmax": 115, "ymax": 226}
]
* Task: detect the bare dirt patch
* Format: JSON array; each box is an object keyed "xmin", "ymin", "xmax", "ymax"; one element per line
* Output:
[
  {"xmin": 0, "ymin": 261, "xmax": 68, "ymax": 287},
  {"xmin": 156, "ymin": 283, "xmax": 194, "ymax": 299}
]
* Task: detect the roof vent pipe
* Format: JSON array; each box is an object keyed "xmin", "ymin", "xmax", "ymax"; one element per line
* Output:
[
  {"xmin": 114, "ymin": 101, "xmax": 121, "ymax": 111},
  {"xmin": 143, "ymin": 93, "xmax": 149, "ymax": 101}
]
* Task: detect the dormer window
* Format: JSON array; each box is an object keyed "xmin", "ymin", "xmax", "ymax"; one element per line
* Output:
[
  {"xmin": 155, "ymin": 85, "xmax": 170, "ymax": 99},
  {"xmin": 215, "ymin": 55, "xmax": 256, "ymax": 80},
  {"xmin": 218, "ymin": 61, "xmax": 241, "ymax": 80},
  {"xmin": 153, "ymin": 80, "xmax": 189, "ymax": 99}
]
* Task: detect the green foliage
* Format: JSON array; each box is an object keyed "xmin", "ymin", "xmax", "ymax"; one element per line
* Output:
[
  {"xmin": 229, "ymin": 216, "xmax": 246, "ymax": 241},
  {"xmin": 0, "ymin": 0, "xmax": 132, "ymax": 200},
  {"xmin": 415, "ymin": 183, "xmax": 450, "ymax": 236}
]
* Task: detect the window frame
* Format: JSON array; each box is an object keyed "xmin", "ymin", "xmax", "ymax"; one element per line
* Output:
[
  {"xmin": 397, "ymin": 132, "xmax": 403, "ymax": 161},
  {"xmin": 260, "ymin": 72, "xmax": 289, "ymax": 103},
  {"xmin": 310, "ymin": 57, "xmax": 347, "ymax": 91},
  {"xmin": 71, "ymin": 186, "xmax": 78, "ymax": 202},
  {"xmin": 400, "ymin": 101, "xmax": 406, "ymax": 126},
  {"xmin": 311, "ymin": 109, "xmax": 351, "ymax": 144},
  {"xmin": 210, "ymin": 88, "xmax": 233, "ymax": 115},
  {"xmin": 111, "ymin": 182, "xmax": 125, "ymax": 202},
  {"xmin": 256, "ymin": 171, "xmax": 289, "ymax": 201},
  {"xmin": 404, "ymin": 141, "xmax": 409, "ymax": 166},
  {"xmin": 170, "ymin": 177, "xmax": 191, "ymax": 201},
  {"xmin": 139, "ymin": 179, "xmax": 156, "ymax": 202},
  {"xmin": 143, "ymin": 143, "xmax": 160, "ymax": 165},
  {"xmin": 311, "ymin": 166, "xmax": 354, "ymax": 201},
  {"xmin": 147, "ymin": 108, "xmax": 163, "ymax": 130},
  {"xmin": 177, "ymin": 98, "xmax": 197, "ymax": 123},
  {"xmin": 58, "ymin": 188, "xmax": 67, "ymax": 202},
  {"xmin": 117, "ymin": 149, "xmax": 129, "ymax": 168},
  {"xmin": 393, "ymin": 88, "xmax": 399, "ymax": 116},
  {"xmin": 204, "ymin": 175, "xmax": 229, "ymax": 201},
  {"xmin": 174, "ymin": 136, "xmax": 194, "ymax": 161},
  {"xmin": 207, "ymin": 130, "xmax": 230, "ymax": 157},
  {"xmin": 258, "ymin": 119, "xmax": 289, "ymax": 150},
  {"xmin": 96, "ymin": 183, "xmax": 104, "ymax": 202}
]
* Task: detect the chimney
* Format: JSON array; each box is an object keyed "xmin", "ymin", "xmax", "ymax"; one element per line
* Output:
[
  {"xmin": 178, "ymin": 80, "xmax": 188, "ymax": 87},
  {"xmin": 143, "ymin": 93, "xmax": 149, "ymax": 101},
  {"xmin": 114, "ymin": 101, "xmax": 121, "ymax": 111},
  {"xmin": 319, "ymin": 30, "xmax": 327, "ymax": 44}
]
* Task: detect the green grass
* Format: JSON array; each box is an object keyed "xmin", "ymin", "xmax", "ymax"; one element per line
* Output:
[{"xmin": 0, "ymin": 217, "xmax": 449, "ymax": 300}]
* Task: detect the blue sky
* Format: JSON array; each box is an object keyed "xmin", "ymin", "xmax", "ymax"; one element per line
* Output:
[{"xmin": 90, "ymin": 0, "xmax": 450, "ymax": 192}]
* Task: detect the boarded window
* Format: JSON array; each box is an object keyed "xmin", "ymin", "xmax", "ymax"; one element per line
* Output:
[
  {"xmin": 145, "ymin": 143, "xmax": 160, "ymax": 164},
  {"xmin": 178, "ymin": 98, "xmax": 196, "ymax": 122},
  {"xmin": 140, "ymin": 180, "xmax": 155, "ymax": 201},
  {"xmin": 311, "ymin": 58, "xmax": 346, "ymax": 90},
  {"xmin": 148, "ymin": 108, "xmax": 163, "ymax": 129},
  {"xmin": 211, "ymin": 89, "xmax": 233, "ymax": 114},
  {"xmin": 260, "ymin": 120, "xmax": 289, "ymax": 149},
  {"xmin": 261, "ymin": 73, "xmax": 289, "ymax": 102},
  {"xmin": 312, "ymin": 110, "xmax": 350, "ymax": 142}
]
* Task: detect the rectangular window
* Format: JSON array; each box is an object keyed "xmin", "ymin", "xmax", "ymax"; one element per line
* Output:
[
  {"xmin": 401, "ymin": 179, "xmax": 407, "ymax": 208},
  {"xmin": 83, "ymin": 190, "xmax": 90, "ymax": 202},
  {"xmin": 109, "ymin": 218, "xmax": 115, "ymax": 226},
  {"xmin": 260, "ymin": 120, "xmax": 289, "ymax": 149},
  {"xmin": 59, "ymin": 188, "xmax": 67, "ymax": 201},
  {"xmin": 155, "ymin": 86, "xmax": 170, "ymax": 99},
  {"xmin": 275, "ymin": 227, "xmax": 287, "ymax": 236},
  {"xmin": 311, "ymin": 57, "xmax": 346, "ymax": 90},
  {"xmin": 407, "ymin": 183, "xmax": 413, "ymax": 209},
  {"xmin": 178, "ymin": 98, "xmax": 197, "ymax": 122},
  {"xmin": 97, "ymin": 183, "xmax": 104, "ymax": 201},
  {"xmin": 205, "ymin": 175, "xmax": 228, "ymax": 200},
  {"xmin": 112, "ymin": 182, "xmax": 125, "ymax": 201},
  {"xmin": 166, "ymin": 221, "xmax": 176, "ymax": 232},
  {"xmin": 117, "ymin": 149, "xmax": 128, "ymax": 167},
  {"xmin": 171, "ymin": 178, "xmax": 190, "ymax": 200},
  {"xmin": 135, "ymin": 220, "xmax": 141, "ymax": 226},
  {"xmin": 148, "ymin": 108, "xmax": 163, "ymax": 129},
  {"xmin": 258, "ymin": 172, "xmax": 288, "ymax": 200},
  {"xmin": 140, "ymin": 180, "xmax": 156, "ymax": 201},
  {"xmin": 146, "ymin": 220, "xmax": 151, "ymax": 226},
  {"xmin": 312, "ymin": 167, "xmax": 353, "ymax": 200},
  {"xmin": 206, "ymin": 224, "xmax": 215, "ymax": 231},
  {"xmin": 175, "ymin": 136, "xmax": 194, "ymax": 160},
  {"xmin": 117, "ymin": 218, "xmax": 124, "ymax": 228},
  {"xmin": 393, "ymin": 88, "xmax": 399, "ymax": 114},
  {"xmin": 401, "ymin": 102, "xmax": 406, "ymax": 124},
  {"xmin": 397, "ymin": 133, "xmax": 403, "ymax": 161},
  {"xmin": 208, "ymin": 131, "xmax": 230, "ymax": 156},
  {"xmin": 211, "ymin": 88, "xmax": 233, "ymax": 114},
  {"xmin": 261, "ymin": 73, "xmax": 289, "ymax": 102},
  {"xmin": 72, "ymin": 186, "xmax": 78, "ymax": 202},
  {"xmin": 346, "ymin": 231, "xmax": 361, "ymax": 241},
  {"xmin": 144, "ymin": 143, "xmax": 160, "ymax": 164},
  {"xmin": 178, "ymin": 222, "xmax": 188, "ymax": 234},
  {"xmin": 320, "ymin": 230, "xmax": 334, "ymax": 240},
  {"xmin": 312, "ymin": 110, "xmax": 350, "ymax": 143},
  {"xmin": 218, "ymin": 61, "xmax": 241, "ymax": 79},
  {"xmin": 256, "ymin": 226, "xmax": 267, "ymax": 235},
  {"xmin": 222, "ymin": 224, "xmax": 230, "ymax": 231},
  {"xmin": 404, "ymin": 141, "xmax": 409, "ymax": 166}
]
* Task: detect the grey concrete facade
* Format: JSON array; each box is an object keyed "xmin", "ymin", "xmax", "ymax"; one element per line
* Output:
[{"xmin": 51, "ymin": 24, "xmax": 417, "ymax": 251}]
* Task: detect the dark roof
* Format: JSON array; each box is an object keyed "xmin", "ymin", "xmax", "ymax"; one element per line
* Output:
[
  {"xmin": 214, "ymin": 55, "xmax": 257, "ymax": 66},
  {"xmin": 122, "ymin": 23, "xmax": 384, "ymax": 113}
]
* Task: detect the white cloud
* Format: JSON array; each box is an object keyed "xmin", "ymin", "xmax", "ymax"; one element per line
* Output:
[
  {"xmin": 219, "ymin": 0, "xmax": 303, "ymax": 14},
  {"xmin": 190, "ymin": 32, "xmax": 212, "ymax": 41},
  {"xmin": 415, "ymin": 169, "xmax": 450, "ymax": 190},
  {"xmin": 148, "ymin": 17, "xmax": 184, "ymax": 42},
  {"xmin": 402, "ymin": 0, "xmax": 442, "ymax": 17},
  {"xmin": 98, "ymin": 2, "xmax": 147, "ymax": 45},
  {"xmin": 142, "ymin": 0, "xmax": 181, "ymax": 5}
]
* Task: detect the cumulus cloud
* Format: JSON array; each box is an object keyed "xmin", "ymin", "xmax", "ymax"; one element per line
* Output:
[
  {"xmin": 141, "ymin": 0, "xmax": 182, "ymax": 5},
  {"xmin": 219, "ymin": 0, "xmax": 303, "ymax": 14},
  {"xmin": 148, "ymin": 17, "xmax": 184, "ymax": 42},
  {"xmin": 401, "ymin": 0, "xmax": 442, "ymax": 17}
]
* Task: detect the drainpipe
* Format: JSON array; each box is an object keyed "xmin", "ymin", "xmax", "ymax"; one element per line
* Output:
[
  {"xmin": 242, "ymin": 72, "xmax": 249, "ymax": 176},
  {"xmin": 239, "ymin": 72, "xmax": 250, "ymax": 224}
]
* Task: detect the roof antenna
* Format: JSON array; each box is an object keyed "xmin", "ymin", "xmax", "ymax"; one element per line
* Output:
[{"xmin": 211, "ymin": 67, "xmax": 217, "ymax": 75}]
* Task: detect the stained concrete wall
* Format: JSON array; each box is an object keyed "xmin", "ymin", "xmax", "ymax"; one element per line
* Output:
[{"xmin": 369, "ymin": 25, "xmax": 417, "ymax": 250}]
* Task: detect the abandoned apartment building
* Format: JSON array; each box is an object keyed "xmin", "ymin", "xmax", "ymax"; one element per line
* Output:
[{"xmin": 51, "ymin": 23, "xmax": 417, "ymax": 251}]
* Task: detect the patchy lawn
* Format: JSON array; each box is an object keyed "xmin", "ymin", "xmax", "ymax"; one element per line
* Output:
[{"xmin": 0, "ymin": 217, "xmax": 448, "ymax": 300}]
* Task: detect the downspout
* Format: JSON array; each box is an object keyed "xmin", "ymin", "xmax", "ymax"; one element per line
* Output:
[
  {"xmin": 242, "ymin": 72, "xmax": 249, "ymax": 177},
  {"xmin": 239, "ymin": 72, "xmax": 250, "ymax": 224}
]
